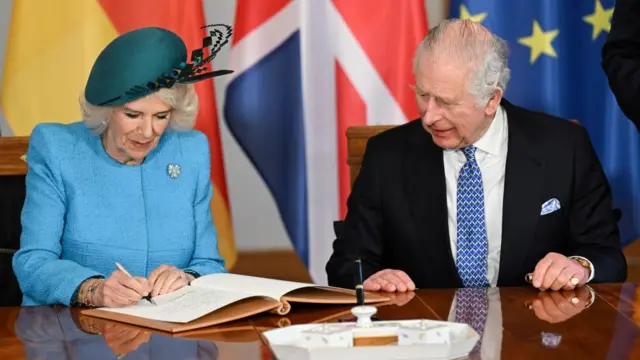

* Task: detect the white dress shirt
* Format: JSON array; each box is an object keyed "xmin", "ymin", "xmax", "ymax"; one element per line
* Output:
[{"xmin": 443, "ymin": 106, "xmax": 594, "ymax": 287}]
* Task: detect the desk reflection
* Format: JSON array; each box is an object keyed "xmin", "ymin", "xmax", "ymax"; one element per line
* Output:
[
  {"xmin": 418, "ymin": 287, "xmax": 595, "ymax": 360},
  {"xmin": 14, "ymin": 307, "xmax": 218, "ymax": 359},
  {"xmin": 5, "ymin": 285, "xmax": 639, "ymax": 359},
  {"xmin": 524, "ymin": 286, "xmax": 594, "ymax": 324}
]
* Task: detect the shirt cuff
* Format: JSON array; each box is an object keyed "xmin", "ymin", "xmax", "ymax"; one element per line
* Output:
[{"xmin": 569, "ymin": 256, "xmax": 595, "ymax": 282}]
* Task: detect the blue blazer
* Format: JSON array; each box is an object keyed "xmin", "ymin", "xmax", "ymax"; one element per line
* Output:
[{"xmin": 13, "ymin": 122, "xmax": 227, "ymax": 306}]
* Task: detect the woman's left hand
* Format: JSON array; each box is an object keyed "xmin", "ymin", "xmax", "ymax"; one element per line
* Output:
[{"xmin": 148, "ymin": 265, "xmax": 194, "ymax": 296}]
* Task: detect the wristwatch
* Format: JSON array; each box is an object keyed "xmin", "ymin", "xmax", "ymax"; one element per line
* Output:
[{"xmin": 571, "ymin": 256, "xmax": 592, "ymax": 278}]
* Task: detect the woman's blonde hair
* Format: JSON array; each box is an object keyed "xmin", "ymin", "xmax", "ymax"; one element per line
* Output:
[{"xmin": 80, "ymin": 83, "xmax": 199, "ymax": 133}]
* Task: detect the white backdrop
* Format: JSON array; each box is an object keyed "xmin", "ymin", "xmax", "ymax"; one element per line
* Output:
[{"xmin": 0, "ymin": 0, "xmax": 446, "ymax": 251}]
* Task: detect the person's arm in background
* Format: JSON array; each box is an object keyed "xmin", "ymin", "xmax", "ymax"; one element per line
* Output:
[
  {"xmin": 12, "ymin": 124, "xmax": 103, "ymax": 306},
  {"xmin": 602, "ymin": 0, "xmax": 640, "ymax": 131}
]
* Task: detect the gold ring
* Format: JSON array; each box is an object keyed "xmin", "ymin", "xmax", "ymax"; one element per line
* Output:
[
  {"xmin": 570, "ymin": 277, "xmax": 579, "ymax": 286},
  {"xmin": 570, "ymin": 297, "xmax": 579, "ymax": 305}
]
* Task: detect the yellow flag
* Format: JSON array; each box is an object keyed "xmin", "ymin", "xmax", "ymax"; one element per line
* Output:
[{"xmin": 1, "ymin": 0, "xmax": 116, "ymax": 135}]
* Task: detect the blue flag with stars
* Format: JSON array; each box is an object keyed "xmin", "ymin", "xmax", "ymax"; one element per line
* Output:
[{"xmin": 449, "ymin": 0, "xmax": 640, "ymax": 246}]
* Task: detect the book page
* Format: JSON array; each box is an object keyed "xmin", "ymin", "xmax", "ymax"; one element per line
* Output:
[
  {"xmin": 98, "ymin": 285, "xmax": 258, "ymax": 323},
  {"xmin": 192, "ymin": 273, "xmax": 321, "ymax": 301}
]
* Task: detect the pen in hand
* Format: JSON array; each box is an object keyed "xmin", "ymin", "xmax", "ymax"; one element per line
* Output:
[
  {"xmin": 355, "ymin": 259, "xmax": 365, "ymax": 306},
  {"xmin": 115, "ymin": 262, "xmax": 156, "ymax": 305}
]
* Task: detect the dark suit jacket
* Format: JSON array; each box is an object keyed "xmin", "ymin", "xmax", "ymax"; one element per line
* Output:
[
  {"xmin": 602, "ymin": 0, "xmax": 640, "ymax": 132},
  {"xmin": 326, "ymin": 99, "xmax": 627, "ymax": 289}
]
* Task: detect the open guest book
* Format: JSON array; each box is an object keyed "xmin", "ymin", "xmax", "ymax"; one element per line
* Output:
[{"xmin": 81, "ymin": 273, "xmax": 390, "ymax": 333}]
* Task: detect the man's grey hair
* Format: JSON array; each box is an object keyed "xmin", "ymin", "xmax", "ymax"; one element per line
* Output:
[{"xmin": 413, "ymin": 19, "xmax": 511, "ymax": 106}]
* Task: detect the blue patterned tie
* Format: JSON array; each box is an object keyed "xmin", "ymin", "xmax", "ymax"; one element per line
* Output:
[
  {"xmin": 454, "ymin": 288, "xmax": 488, "ymax": 353},
  {"xmin": 456, "ymin": 146, "xmax": 489, "ymax": 288}
]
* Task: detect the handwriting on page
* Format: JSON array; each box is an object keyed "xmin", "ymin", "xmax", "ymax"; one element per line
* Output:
[{"xmin": 101, "ymin": 286, "xmax": 254, "ymax": 323}]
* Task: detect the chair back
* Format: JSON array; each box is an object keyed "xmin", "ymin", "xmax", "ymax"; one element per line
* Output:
[
  {"xmin": 0, "ymin": 136, "xmax": 29, "ymax": 306},
  {"xmin": 346, "ymin": 125, "xmax": 395, "ymax": 185}
]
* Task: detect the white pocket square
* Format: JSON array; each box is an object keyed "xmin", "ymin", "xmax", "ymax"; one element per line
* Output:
[{"xmin": 541, "ymin": 198, "xmax": 561, "ymax": 215}]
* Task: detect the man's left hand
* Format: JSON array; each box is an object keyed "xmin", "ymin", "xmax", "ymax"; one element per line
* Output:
[
  {"xmin": 148, "ymin": 265, "xmax": 195, "ymax": 297},
  {"xmin": 527, "ymin": 286, "xmax": 592, "ymax": 324},
  {"xmin": 531, "ymin": 252, "xmax": 589, "ymax": 291}
]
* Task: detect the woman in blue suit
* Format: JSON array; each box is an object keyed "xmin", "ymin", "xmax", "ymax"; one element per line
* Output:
[{"xmin": 13, "ymin": 25, "xmax": 234, "ymax": 307}]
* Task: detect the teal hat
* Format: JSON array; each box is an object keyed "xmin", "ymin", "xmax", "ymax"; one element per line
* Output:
[{"xmin": 85, "ymin": 24, "xmax": 233, "ymax": 106}]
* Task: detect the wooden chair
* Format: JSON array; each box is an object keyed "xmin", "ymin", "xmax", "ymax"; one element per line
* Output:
[
  {"xmin": 336, "ymin": 126, "xmax": 395, "ymax": 243},
  {"xmin": 346, "ymin": 125, "xmax": 395, "ymax": 185},
  {"xmin": 0, "ymin": 136, "xmax": 29, "ymax": 306}
]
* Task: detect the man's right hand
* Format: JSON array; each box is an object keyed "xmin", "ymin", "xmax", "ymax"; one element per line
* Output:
[
  {"xmin": 93, "ymin": 270, "xmax": 152, "ymax": 308},
  {"xmin": 363, "ymin": 269, "xmax": 416, "ymax": 292}
]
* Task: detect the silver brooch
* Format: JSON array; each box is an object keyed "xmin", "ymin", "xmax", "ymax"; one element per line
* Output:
[{"xmin": 167, "ymin": 164, "xmax": 181, "ymax": 179}]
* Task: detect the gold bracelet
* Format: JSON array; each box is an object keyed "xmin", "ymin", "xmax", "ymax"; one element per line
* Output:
[
  {"xmin": 83, "ymin": 279, "xmax": 103, "ymax": 307},
  {"xmin": 80, "ymin": 280, "xmax": 92, "ymax": 306},
  {"xmin": 82, "ymin": 280, "xmax": 93, "ymax": 305},
  {"xmin": 77, "ymin": 282, "xmax": 89, "ymax": 305}
]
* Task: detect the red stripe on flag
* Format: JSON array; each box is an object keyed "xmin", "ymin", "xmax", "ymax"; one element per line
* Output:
[
  {"xmin": 98, "ymin": 0, "xmax": 230, "ymax": 203},
  {"xmin": 332, "ymin": 0, "xmax": 427, "ymax": 121},
  {"xmin": 336, "ymin": 62, "xmax": 366, "ymax": 219},
  {"xmin": 233, "ymin": 0, "xmax": 291, "ymax": 44}
]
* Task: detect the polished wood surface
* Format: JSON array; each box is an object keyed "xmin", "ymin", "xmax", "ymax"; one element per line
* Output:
[
  {"xmin": 624, "ymin": 242, "xmax": 640, "ymax": 285},
  {"xmin": 2, "ymin": 283, "xmax": 640, "ymax": 359},
  {"xmin": 0, "ymin": 136, "xmax": 29, "ymax": 176}
]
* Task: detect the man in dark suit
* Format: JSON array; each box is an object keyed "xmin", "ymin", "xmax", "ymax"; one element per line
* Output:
[
  {"xmin": 602, "ymin": 0, "xmax": 640, "ymax": 132},
  {"xmin": 326, "ymin": 19, "xmax": 627, "ymax": 293}
]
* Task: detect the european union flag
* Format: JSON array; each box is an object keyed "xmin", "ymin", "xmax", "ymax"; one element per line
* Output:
[{"xmin": 449, "ymin": 0, "xmax": 640, "ymax": 246}]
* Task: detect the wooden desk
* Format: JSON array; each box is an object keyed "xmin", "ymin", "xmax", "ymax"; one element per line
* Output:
[{"xmin": 1, "ymin": 284, "xmax": 639, "ymax": 359}]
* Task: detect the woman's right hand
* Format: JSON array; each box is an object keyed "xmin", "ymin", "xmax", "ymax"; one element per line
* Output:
[{"xmin": 92, "ymin": 270, "xmax": 152, "ymax": 308}]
